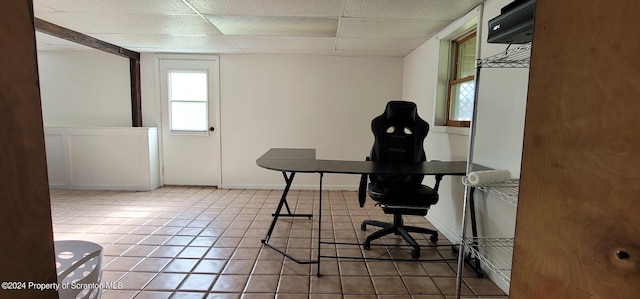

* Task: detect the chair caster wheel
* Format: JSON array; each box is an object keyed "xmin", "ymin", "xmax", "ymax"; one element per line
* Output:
[
  {"xmin": 411, "ymin": 249, "xmax": 420, "ymax": 259},
  {"xmin": 363, "ymin": 243, "xmax": 371, "ymax": 250},
  {"xmin": 361, "ymin": 223, "xmax": 367, "ymax": 231},
  {"xmin": 430, "ymin": 234, "xmax": 439, "ymax": 243}
]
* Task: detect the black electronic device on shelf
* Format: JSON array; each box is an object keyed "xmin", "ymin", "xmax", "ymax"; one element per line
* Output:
[{"xmin": 487, "ymin": 0, "xmax": 536, "ymax": 44}]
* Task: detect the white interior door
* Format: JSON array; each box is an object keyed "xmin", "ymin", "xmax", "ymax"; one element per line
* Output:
[{"xmin": 158, "ymin": 57, "xmax": 220, "ymax": 186}]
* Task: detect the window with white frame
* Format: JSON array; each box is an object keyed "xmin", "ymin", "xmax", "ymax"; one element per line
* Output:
[
  {"xmin": 167, "ymin": 70, "xmax": 209, "ymax": 132},
  {"xmin": 431, "ymin": 6, "xmax": 480, "ymax": 131},
  {"xmin": 447, "ymin": 31, "xmax": 477, "ymax": 127}
]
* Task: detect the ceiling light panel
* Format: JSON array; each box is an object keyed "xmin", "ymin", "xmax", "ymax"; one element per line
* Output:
[
  {"xmin": 338, "ymin": 18, "xmax": 449, "ymax": 39},
  {"xmin": 336, "ymin": 37, "xmax": 427, "ymax": 51},
  {"xmin": 37, "ymin": 13, "xmax": 222, "ymax": 35},
  {"xmin": 343, "ymin": 0, "xmax": 484, "ymax": 19},
  {"xmin": 207, "ymin": 15, "xmax": 338, "ymax": 37},
  {"xmin": 91, "ymin": 33, "xmax": 238, "ymax": 52},
  {"xmin": 187, "ymin": 0, "xmax": 345, "ymax": 17},
  {"xmin": 229, "ymin": 36, "xmax": 336, "ymax": 50}
]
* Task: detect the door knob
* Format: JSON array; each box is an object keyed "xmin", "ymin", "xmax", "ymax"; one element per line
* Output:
[{"xmin": 209, "ymin": 127, "xmax": 215, "ymax": 132}]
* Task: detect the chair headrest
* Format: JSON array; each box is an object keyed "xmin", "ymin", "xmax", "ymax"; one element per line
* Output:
[{"xmin": 385, "ymin": 101, "xmax": 417, "ymax": 124}]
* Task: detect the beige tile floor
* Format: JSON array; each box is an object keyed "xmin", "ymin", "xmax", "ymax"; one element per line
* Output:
[{"xmin": 50, "ymin": 186, "xmax": 507, "ymax": 299}]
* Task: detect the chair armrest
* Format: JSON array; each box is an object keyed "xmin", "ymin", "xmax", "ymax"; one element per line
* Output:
[
  {"xmin": 434, "ymin": 174, "xmax": 443, "ymax": 192},
  {"xmin": 358, "ymin": 156, "xmax": 371, "ymax": 207},
  {"xmin": 426, "ymin": 160, "xmax": 443, "ymax": 191},
  {"xmin": 358, "ymin": 174, "xmax": 367, "ymax": 207}
]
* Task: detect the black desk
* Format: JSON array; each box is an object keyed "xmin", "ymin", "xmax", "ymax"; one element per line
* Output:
[
  {"xmin": 258, "ymin": 148, "xmax": 471, "ymax": 175},
  {"xmin": 256, "ymin": 148, "xmax": 485, "ymax": 274}
]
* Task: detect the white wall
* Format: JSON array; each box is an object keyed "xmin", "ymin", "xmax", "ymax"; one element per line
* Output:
[
  {"xmin": 141, "ymin": 54, "xmax": 404, "ymax": 189},
  {"xmin": 44, "ymin": 127, "xmax": 159, "ymax": 191},
  {"xmin": 403, "ymin": 0, "xmax": 526, "ymax": 292},
  {"xmin": 219, "ymin": 54, "xmax": 404, "ymax": 189},
  {"xmin": 38, "ymin": 50, "xmax": 161, "ymax": 128},
  {"xmin": 140, "ymin": 53, "xmax": 159, "ymax": 127},
  {"xmin": 38, "ymin": 51, "xmax": 132, "ymax": 127},
  {"xmin": 38, "ymin": 50, "xmax": 403, "ymax": 189}
]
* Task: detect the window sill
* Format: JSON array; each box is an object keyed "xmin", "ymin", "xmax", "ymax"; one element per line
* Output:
[{"xmin": 431, "ymin": 125, "xmax": 470, "ymax": 136}]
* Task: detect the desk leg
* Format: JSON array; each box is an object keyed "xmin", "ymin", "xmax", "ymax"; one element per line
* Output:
[
  {"xmin": 455, "ymin": 186, "xmax": 484, "ymax": 299},
  {"xmin": 454, "ymin": 188, "xmax": 483, "ymax": 276},
  {"xmin": 456, "ymin": 184, "xmax": 471, "ymax": 299},
  {"xmin": 261, "ymin": 171, "xmax": 319, "ymax": 266},
  {"xmin": 316, "ymin": 172, "xmax": 323, "ymax": 276},
  {"xmin": 467, "ymin": 187, "xmax": 483, "ymax": 275},
  {"xmin": 262, "ymin": 171, "xmax": 313, "ymax": 243}
]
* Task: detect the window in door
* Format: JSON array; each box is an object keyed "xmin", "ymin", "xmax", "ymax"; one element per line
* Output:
[
  {"xmin": 447, "ymin": 31, "xmax": 477, "ymax": 127},
  {"xmin": 167, "ymin": 70, "xmax": 209, "ymax": 132}
]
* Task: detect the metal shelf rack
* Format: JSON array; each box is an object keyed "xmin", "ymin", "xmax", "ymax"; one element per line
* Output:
[
  {"xmin": 478, "ymin": 42, "xmax": 532, "ymax": 68},
  {"xmin": 455, "ymin": 42, "xmax": 531, "ymax": 298},
  {"xmin": 464, "ymin": 179, "xmax": 520, "ymax": 286},
  {"xmin": 476, "ymin": 179, "xmax": 520, "ymax": 206},
  {"xmin": 464, "ymin": 237, "xmax": 514, "ymax": 285}
]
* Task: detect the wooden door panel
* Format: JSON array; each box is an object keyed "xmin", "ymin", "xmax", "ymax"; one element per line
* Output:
[
  {"xmin": 0, "ymin": 1, "xmax": 58, "ymax": 298},
  {"xmin": 511, "ymin": 0, "xmax": 640, "ymax": 298}
]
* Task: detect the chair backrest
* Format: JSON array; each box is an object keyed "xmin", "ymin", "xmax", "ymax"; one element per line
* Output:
[{"xmin": 369, "ymin": 100, "xmax": 429, "ymax": 188}]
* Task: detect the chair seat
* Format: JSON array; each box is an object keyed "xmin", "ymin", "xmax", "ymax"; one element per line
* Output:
[
  {"xmin": 368, "ymin": 183, "xmax": 439, "ymax": 207},
  {"xmin": 380, "ymin": 204, "xmax": 430, "ymax": 216}
]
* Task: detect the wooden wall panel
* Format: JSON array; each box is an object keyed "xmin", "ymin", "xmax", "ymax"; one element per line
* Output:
[
  {"xmin": 0, "ymin": 0, "xmax": 58, "ymax": 298},
  {"xmin": 511, "ymin": 0, "xmax": 640, "ymax": 298}
]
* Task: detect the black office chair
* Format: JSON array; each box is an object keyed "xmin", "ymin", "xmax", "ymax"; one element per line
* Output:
[{"xmin": 358, "ymin": 100, "xmax": 440, "ymax": 258}]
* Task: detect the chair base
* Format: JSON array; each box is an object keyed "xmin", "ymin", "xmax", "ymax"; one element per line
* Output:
[{"xmin": 361, "ymin": 214, "xmax": 438, "ymax": 258}]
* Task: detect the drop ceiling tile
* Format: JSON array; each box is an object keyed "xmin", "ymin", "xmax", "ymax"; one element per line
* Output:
[
  {"xmin": 32, "ymin": 0, "xmax": 484, "ymax": 55},
  {"xmin": 187, "ymin": 0, "xmax": 345, "ymax": 17},
  {"xmin": 343, "ymin": 0, "xmax": 484, "ymax": 19},
  {"xmin": 91, "ymin": 34, "xmax": 238, "ymax": 52},
  {"xmin": 207, "ymin": 15, "xmax": 337, "ymax": 37},
  {"xmin": 37, "ymin": 13, "xmax": 221, "ymax": 35},
  {"xmin": 338, "ymin": 17, "xmax": 449, "ymax": 39},
  {"xmin": 228, "ymin": 36, "xmax": 336, "ymax": 50},
  {"xmin": 33, "ymin": 2, "xmax": 57, "ymax": 13},
  {"xmin": 33, "ymin": 0, "xmax": 194, "ymax": 14},
  {"xmin": 336, "ymin": 37, "xmax": 427, "ymax": 52}
]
